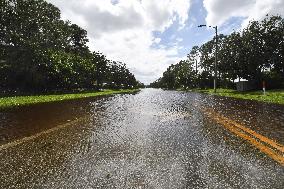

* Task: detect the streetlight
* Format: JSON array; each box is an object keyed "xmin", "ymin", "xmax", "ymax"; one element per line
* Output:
[{"xmin": 198, "ymin": 24, "xmax": 218, "ymax": 93}]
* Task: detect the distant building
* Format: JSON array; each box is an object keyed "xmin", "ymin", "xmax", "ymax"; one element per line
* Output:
[{"xmin": 236, "ymin": 81, "xmax": 256, "ymax": 91}]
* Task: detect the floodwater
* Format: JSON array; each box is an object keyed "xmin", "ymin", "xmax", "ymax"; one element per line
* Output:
[{"xmin": 0, "ymin": 88, "xmax": 283, "ymax": 188}]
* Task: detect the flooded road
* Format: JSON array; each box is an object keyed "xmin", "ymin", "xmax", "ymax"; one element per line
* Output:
[{"xmin": 0, "ymin": 88, "xmax": 283, "ymax": 188}]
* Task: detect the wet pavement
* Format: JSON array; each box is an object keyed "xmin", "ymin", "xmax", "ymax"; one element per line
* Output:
[{"xmin": 0, "ymin": 88, "xmax": 283, "ymax": 188}]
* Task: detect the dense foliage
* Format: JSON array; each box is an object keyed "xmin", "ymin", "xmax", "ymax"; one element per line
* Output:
[
  {"xmin": 150, "ymin": 15, "xmax": 284, "ymax": 90},
  {"xmin": 0, "ymin": 0, "xmax": 143, "ymax": 94}
]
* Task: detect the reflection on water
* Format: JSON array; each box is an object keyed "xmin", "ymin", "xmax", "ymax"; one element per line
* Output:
[
  {"xmin": 0, "ymin": 89, "xmax": 283, "ymax": 188},
  {"xmin": 0, "ymin": 97, "xmax": 104, "ymax": 144}
]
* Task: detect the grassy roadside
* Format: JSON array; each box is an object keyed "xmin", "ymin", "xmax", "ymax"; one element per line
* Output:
[
  {"xmin": 0, "ymin": 89, "xmax": 140, "ymax": 110},
  {"xmin": 193, "ymin": 88, "xmax": 284, "ymax": 105}
]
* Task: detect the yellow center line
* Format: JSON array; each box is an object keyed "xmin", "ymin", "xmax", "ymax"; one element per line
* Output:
[
  {"xmin": 217, "ymin": 113, "xmax": 284, "ymax": 153},
  {"xmin": 204, "ymin": 109, "xmax": 284, "ymax": 166},
  {"xmin": 0, "ymin": 117, "xmax": 87, "ymax": 151}
]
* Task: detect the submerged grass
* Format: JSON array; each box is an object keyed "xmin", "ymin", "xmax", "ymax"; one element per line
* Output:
[
  {"xmin": 195, "ymin": 88, "xmax": 284, "ymax": 105},
  {"xmin": 0, "ymin": 89, "xmax": 139, "ymax": 109}
]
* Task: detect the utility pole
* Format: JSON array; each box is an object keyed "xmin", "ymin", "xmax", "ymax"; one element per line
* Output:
[
  {"xmin": 214, "ymin": 26, "xmax": 218, "ymax": 93},
  {"xmin": 195, "ymin": 59, "xmax": 198, "ymax": 74},
  {"xmin": 198, "ymin": 25, "xmax": 218, "ymax": 93}
]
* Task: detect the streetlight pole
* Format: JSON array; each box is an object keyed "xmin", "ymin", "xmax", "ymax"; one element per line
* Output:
[
  {"xmin": 195, "ymin": 59, "xmax": 198, "ymax": 74},
  {"xmin": 214, "ymin": 26, "xmax": 218, "ymax": 93},
  {"xmin": 198, "ymin": 25, "xmax": 218, "ymax": 93}
]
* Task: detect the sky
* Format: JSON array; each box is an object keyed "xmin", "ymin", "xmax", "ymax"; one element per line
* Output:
[{"xmin": 46, "ymin": 0, "xmax": 284, "ymax": 84}]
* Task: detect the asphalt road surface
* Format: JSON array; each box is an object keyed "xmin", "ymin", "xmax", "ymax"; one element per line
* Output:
[{"xmin": 0, "ymin": 88, "xmax": 283, "ymax": 188}]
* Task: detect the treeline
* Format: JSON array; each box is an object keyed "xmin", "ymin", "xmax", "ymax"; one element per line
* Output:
[
  {"xmin": 150, "ymin": 15, "xmax": 284, "ymax": 90},
  {"xmin": 0, "ymin": 0, "xmax": 143, "ymax": 94}
]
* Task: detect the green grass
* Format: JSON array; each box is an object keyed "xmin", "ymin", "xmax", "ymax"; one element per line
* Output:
[
  {"xmin": 195, "ymin": 88, "xmax": 284, "ymax": 105},
  {"xmin": 0, "ymin": 89, "xmax": 140, "ymax": 109}
]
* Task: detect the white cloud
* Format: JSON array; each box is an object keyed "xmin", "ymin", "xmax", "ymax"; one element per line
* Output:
[
  {"xmin": 46, "ymin": 0, "xmax": 191, "ymax": 84},
  {"xmin": 203, "ymin": 0, "xmax": 284, "ymax": 27},
  {"xmin": 176, "ymin": 38, "xmax": 183, "ymax": 42},
  {"xmin": 154, "ymin": 38, "xmax": 162, "ymax": 44}
]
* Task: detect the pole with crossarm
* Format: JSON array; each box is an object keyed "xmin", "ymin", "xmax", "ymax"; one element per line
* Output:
[{"xmin": 198, "ymin": 25, "xmax": 218, "ymax": 93}]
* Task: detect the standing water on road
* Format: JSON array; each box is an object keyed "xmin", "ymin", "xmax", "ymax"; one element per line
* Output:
[{"xmin": 0, "ymin": 89, "xmax": 283, "ymax": 188}]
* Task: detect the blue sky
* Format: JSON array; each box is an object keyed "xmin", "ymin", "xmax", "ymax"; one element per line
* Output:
[
  {"xmin": 153, "ymin": 0, "xmax": 209, "ymax": 53},
  {"xmin": 47, "ymin": 0, "xmax": 284, "ymax": 84},
  {"xmin": 154, "ymin": 0, "xmax": 246, "ymax": 58}
]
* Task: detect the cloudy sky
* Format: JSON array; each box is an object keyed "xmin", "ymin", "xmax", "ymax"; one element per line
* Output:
[{"xmin": 46, "ymin": 0, "xmax": 284, "ymax": 84}]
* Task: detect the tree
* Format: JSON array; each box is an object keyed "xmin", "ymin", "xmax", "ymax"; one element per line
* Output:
[
  {"xmin": 153, "ymin": 15, "xmax": 284, "ymax": 90},
  {"xmin": 0, "ymin": 0, "xmax": 142, "ymax": 93},
  {"xmin": 69, "ymin": 24, "xmax": 90, "ymax": 56}
]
